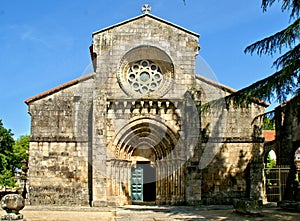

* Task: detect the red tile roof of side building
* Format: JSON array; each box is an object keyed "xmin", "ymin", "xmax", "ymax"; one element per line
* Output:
[
  {"xmin": 262, "ymin": 130, "xmax": 276, "ymax": 142},
  {"xmin": 24, "ymin": 73, "xmax": 95, "ymax": 104}
]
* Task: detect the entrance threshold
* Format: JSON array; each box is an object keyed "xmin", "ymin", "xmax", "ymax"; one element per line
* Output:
[{"xmin": 132, "ymin": 201, "xmax": 156, "ymax": 206}]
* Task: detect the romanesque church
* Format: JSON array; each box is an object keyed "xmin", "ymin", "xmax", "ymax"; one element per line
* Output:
[{"xmin": 25, "ymin": 7, "xmax": 268, "ymax": 206}]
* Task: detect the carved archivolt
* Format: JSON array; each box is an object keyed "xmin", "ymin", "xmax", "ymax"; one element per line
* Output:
[{"xmin": 109, "ymin": 117, "xmax": 181, "ymax": 161}]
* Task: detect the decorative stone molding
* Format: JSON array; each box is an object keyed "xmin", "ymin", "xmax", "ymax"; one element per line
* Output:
[
  {"xmin": 126, "ymin": 60, "xmax": 163, "ymax": 95},
  {"xmin": 117, "ymin": 45, "xmax": 174, "ymax": 98}
]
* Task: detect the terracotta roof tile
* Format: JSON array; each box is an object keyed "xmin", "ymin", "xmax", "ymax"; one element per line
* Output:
[{"xmin": 262, "ymin": 130, "xmax": 275, "ymax": 142}]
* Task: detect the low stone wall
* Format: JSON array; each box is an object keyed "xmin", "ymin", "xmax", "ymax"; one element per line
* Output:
[{"xmin": 233, "ymin": 198, "xmax": 262, "ymax": 214}]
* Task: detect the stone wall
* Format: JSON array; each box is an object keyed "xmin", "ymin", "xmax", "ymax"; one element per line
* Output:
[
  {"xmin": 27, "ymin": 77, "xmax": 94, "ymax": 205},
  {"xmin": 28, "ymin": 77, "xmax": 94, "ymax": 142},
  {"xmin": 192, "ymin": 78, "xmax": 266, "ymax": 204},
  {"xmin": 92, "ymin": 14, "xmax": 199, "ymax": 101},
  {"xmin": 28, "ymin": 141, "xmax": 90, "ymax": 205},
  {"xmin": 275, "ymin": 99, "xmax": 300, "ymax": 164},
  {"xmin": 274, "ymin": 97, "xmax": 300, "ymax": 200}
]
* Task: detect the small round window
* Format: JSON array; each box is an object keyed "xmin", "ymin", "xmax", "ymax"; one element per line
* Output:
[{"xmin": 127, "ymin": 60, "xmax": 163, "ymax": 94}]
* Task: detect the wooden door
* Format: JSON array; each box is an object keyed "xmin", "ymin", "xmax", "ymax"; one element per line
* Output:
[{"xmin": 131, "ymin": 166, "xmax": 143, "ymax": 202}]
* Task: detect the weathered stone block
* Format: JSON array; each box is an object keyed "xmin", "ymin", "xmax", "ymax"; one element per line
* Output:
[{"xmin": 233, "ymin": 198, "xmax": 262, "ymax": 214}]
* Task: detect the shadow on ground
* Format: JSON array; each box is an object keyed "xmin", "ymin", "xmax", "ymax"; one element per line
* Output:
[
  {"xmin": 1, "ymin": 204, "xmax": 300, "ymax": 221},
  {"xmin": 118, "ymin": 204, "xmax": 300, "ymax": 221}
]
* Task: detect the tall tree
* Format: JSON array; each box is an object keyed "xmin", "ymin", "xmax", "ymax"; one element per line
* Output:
[
  {"xmin": 0, "ymin": 120, "xmax": 14, "ymax": 173},
  {"xmin": 11, "ymin": 135, "xmax": 29, "ymax": 171},
  {"xmin": 0, "ymin": 119, "xmax": 15, "ymax": 186},
  {"xmin": 0, "ymin": 121, "xmax": 29, "ymax": 187},
  {"xmin": 228, "ymin": 0, "xmax": 299, "ymax": 106},
  {"xmin": 239, "ymin": 0, "xmax": 300, "ymax": 201},
  {"xmin": 262, "ymin": 117, "xmax": 275, "ymax": 130}
]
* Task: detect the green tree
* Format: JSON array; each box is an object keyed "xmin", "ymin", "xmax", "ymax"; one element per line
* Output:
[
  {"xmin": 0, "ymin": 169, "xmax": 16, "ymax": 187},
  {"xmin": 228, "ymin": 0, "xmax": 299, "ymax": 106},
  {"xmin": 0, "ymin": 121, "xmax": 30, "ymax": 187},
  {"xmin": 0, "ymin": 120, "xmax": 14, "ymax": 172},
  {"xmin": 263, "ymin": 117, "xmax": 275, "ymax": 130},
  {"xmin": 266, "ymin": 152, "xmax": 277, "ymax": 186},
  {"xmin": 0, "ymin": 119, "xmax": 15, "ymax": 186},
  {"xmin": 266, "ymin": 152, "xmax": 277, "ymax": 169},
  {"xmin": 11, "ymin": 135, "xmax": 29, "ymax": 170},
  {"xmin": 237, "ymin": 0, "xmax": 300, "ymax": 201}
]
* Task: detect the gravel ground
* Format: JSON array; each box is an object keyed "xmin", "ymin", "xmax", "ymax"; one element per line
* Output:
[{"xmin": 1, "ymin": 204, "xmax": 300, "ymax": 221}]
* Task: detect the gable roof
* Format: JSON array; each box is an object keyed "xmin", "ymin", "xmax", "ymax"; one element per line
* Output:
[
  {"xmin": 92, "ymin": 13, "xmax": 199, "ymax": 38},
  {"xmin": 24, "ymin": 73, "xmax": 95, "ymax": 104},
  {"xmin": 196, "ymin": 74, "xmax": 237, "ymax": 94},
  {"xmin": 196, "ymin": 74, "xmax": 269, "ymax": 107}
]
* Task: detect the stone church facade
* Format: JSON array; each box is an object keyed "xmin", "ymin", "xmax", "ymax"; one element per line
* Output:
[{"xmin": 25, "ymin": 11, "xmax": 267, "ymax": 206}]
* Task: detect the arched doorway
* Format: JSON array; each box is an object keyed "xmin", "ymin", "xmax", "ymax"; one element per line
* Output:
[
  {"xmin": 263, "ymin": 149, "xmax": 289, "ymax": 202},
  {"xmin": 109, "ymin": 116, "xmax": 184, "ymax": 205},
  {"xmin": 264, "ymin": 150, "xmax": 278, "ymax": 202}
]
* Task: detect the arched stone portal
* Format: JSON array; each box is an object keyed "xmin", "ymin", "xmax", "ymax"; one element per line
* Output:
[
  {"xmin": 111, "ymin": 116, "xmax": 180, "ymax": 160},
  {"xmin": 106, "ymin": 112, "xmax": 186, "ymax": 205}
]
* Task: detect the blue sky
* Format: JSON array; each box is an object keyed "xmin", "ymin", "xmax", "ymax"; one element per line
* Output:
[{"xmin": 0, "ymin": 0, "xmax": 290, "ymax": 138}]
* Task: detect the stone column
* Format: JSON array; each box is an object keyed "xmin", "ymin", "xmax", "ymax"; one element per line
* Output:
[
  {"xmin": 92, "ymin": 92, "xmax": 108, "ymax": 207},
  {"xmin": 155, "ymin": 161, "xmax": 161, "ymax": 204},
  {"xmin": 249, "ymin": 143, "xmax": 264, "ymax": 200},
  {"xmin": 161, "ymin": 160, "xmax": 167, "ymax": 204}
]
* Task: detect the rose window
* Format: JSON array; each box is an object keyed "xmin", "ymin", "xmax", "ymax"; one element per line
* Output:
[{"xmin": 127, "ymin": 60, "xmax": 163, "ymax": 94}]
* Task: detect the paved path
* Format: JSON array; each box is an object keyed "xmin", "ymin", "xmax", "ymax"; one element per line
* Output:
[{"xmin": 1, "ymin": 204, "xmax": 300, "ymax": 220}]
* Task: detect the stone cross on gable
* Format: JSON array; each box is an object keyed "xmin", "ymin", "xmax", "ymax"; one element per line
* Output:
[{"xmin": 142, "ymin": 4, "xmax": 151, "ymax": 14}]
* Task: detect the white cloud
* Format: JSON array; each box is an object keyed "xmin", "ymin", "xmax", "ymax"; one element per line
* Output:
[{"xmin": 5, "ymin": 24, "xmax": 52, "ymax": 48}]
